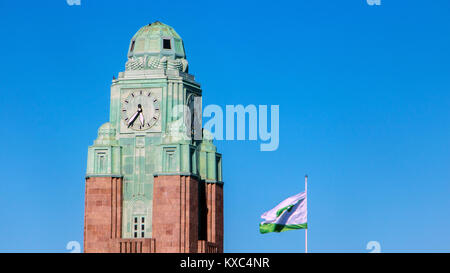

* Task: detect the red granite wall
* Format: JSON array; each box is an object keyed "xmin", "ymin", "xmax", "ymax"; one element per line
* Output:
[
  {"xmin": 84, "ymin": 176, "xmax": 122, "ymax": 253},
  {"xmin": 84, "ymin": 175, "xmax": 224, "ymax": 253},
  {"xmin": 116, "ymin": 238, "xmax": 156, "ymax": 253},
  {"xmin": 152, "ymin": 175, "xmax": 200, "ymax": 253},
  {"xmin": 206, "ymin": 182, "xmax": 224, "ymax": 252}
]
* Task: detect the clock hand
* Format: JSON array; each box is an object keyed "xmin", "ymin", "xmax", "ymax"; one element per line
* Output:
[
  {"xmin": 128, "ymin": 111, "xmax": 140, "ymax": 127},
  {"xmin": 139, "ymin": 112, "xmax": 144, "ymax": 126}
]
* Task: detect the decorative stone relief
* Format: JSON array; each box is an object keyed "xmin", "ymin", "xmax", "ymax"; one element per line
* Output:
[
  {"xmin": 125, "ymin": 56, "xmax": 188, "ymax": 72},
  {"xmin": 125, "ymin": 57, "xmax": 145, "ymax": 71},
  {"xmin": 132, "ymin": 200, "xmax": 147, "ymax": 215}
]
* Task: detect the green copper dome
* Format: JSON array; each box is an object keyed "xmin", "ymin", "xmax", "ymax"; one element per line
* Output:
[
  {"xmin": 94, "ymin": 122, "xmax": 118, "ymax": 146},
  {"xmin": 127, "ymin": 21, "xmax": 186, "ymax": 60}
]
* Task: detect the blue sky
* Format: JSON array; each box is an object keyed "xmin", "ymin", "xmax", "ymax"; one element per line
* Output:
[{"xmin": 0, "ymin": 0, "xmax": 450, "ymax": 252}]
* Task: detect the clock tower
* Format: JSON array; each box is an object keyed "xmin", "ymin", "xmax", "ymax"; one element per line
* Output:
[{"xmin": 84, "ymin": 22, "xmax": 224, "ymax": 253}]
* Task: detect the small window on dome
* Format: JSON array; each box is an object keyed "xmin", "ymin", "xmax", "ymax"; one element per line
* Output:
[
  {"xmin": 163, "ymin": 39, "xmax": 171, "ymax": 49},
  {"xmin": 130, "ymin": 40, "xmax": 136, "ymax": 52}
]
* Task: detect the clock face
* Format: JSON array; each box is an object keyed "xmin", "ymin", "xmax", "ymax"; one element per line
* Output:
[{"xmin": 121, "ymin": 90, "xmax": 160, "ymax": 131}]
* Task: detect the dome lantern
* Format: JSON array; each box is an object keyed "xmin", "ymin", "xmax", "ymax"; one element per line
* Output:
[{"xmin": 127, "ymin": 21, "xmax": 186, "ymax": 60}]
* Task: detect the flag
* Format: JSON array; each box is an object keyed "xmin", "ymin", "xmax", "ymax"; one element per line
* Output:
[{"xmin": 259, "ymin": 191, "xmax": 307, "ymax": 234}]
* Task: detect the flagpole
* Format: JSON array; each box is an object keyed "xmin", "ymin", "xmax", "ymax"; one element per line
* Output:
[{"xmin": 305, "ymin": 174, "xmax": 308, "ymax": 253}]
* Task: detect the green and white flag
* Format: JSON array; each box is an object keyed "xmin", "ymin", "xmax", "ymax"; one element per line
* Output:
[{"xmin": 259, "ymin": 191, "xmax": 307, "ymax": 234}]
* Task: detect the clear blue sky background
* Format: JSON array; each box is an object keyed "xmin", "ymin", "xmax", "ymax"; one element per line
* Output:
[{"xmin": 0, "ymin": 0, "xmax": 449, "ymax": 253}]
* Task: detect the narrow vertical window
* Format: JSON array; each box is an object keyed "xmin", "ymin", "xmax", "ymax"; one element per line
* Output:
[
  {"xmin": 141, "ymin": 217, "xmax": 145, "ymax": 238},
  {"xmin": 132, "ymin": 216, "xmax": 145, "ymax": 238},
  {"xmin": 130, "ymin": 40, "xmax": 136, "ymax": 52},
  {"xmin": 216, "ymin": 156, "xmax": 222, "ymax": 181},
  {"xmin": 163, "ymin": 39, "xmax": 171, "ymax": 49}
]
